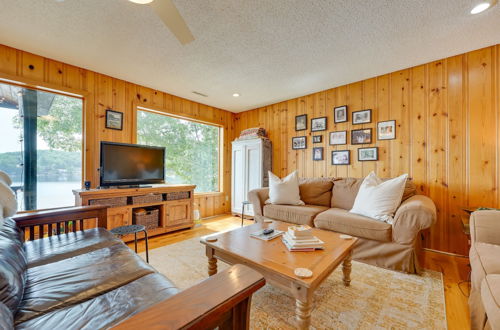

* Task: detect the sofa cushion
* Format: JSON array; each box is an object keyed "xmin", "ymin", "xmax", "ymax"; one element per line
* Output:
[
  {"xmin": 299, "ymin": 178, "xmax": 333, "ymax": 207},
  {"xmin": 263, "ymin": 204, "xmax": 329, "ymax": 226},
  {"xmin": 16, "ymin": 273, "xmax": 179, "ymax": 330},
  {"xmin": 0, "ymin": 218, "xmax": 27, "ymax": 314},
  {"xmin": 331, "ymin": 177, "xmax": 416, "ymax": 210},
  {"xmin": 0, "ymin": 302, "xmax": 13, "ymax": 330},
  {"xmin": 481, "ymin": 275, "xmax": 500, "ymax": 330},
  {"xmin": 470, "ymin": 242, "xmax": 500, "ymax": 291},
  {"xmin": 15, "ymin": 243, "xmax": 155, "ymax": 324},
  {"xmin": 25, "ymin": 228, "xmax": 123, "ymax": 268},
  {"xmin": 314, "ymin": 208, "xmax": 392, "ymax": 242}
]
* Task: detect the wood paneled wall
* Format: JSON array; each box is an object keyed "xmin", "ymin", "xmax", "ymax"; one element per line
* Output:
[
  {"xmin": 0, "ymin": 44, "xmax": 235, "ymax": 218},
  {"xmin": 235, "ymin": 45, "xmax": 500, "ymax": 255}
]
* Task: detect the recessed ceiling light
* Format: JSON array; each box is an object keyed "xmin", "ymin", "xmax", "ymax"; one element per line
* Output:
[
  {"xmin": 233, "ymin": 93, "xmax": 240, "ymax": 97},
  {"xmin": 129, "ymin": 0, "xmax": 154, "ymax": 4},
  {"xmin": 470, "ymin": 2, "xmax": 492, "ymax": 14}
]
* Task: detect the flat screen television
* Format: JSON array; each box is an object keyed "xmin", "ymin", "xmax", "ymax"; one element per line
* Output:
[{"xmin": 99, "ymin": 141, "xmax": 165, "ymax": 187}]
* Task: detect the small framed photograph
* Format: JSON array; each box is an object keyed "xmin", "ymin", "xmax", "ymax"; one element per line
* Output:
[
  {"xmin": 311, "ymin": 117, "xmax": 327, "ymax": 132},
  {"xmin": 358, "ymin": 147, "xmax": 378, "ymax": 161},
  {"xmin": 292, "ymin": 136, "xmax": 307, "ymax": 150},
  {"xmin": 105, "ymin": 109, "xmax": 123, "ymax": 130},
  {"xmin": 313, "ymin": 147, "xmax": 324, "ymax": 161},
  {"xmin": 377, "ymin": 120, "xmax": 396, "ymax": 140},
  {"xmin": 312, "ymin": 135, "xmax": 322, "ymax": 143},
  {"xmin": 295, "ymin": 114, "xmax": 307, "ymax": 131},
  {"xmin": 334, "ymin": 105, "xmax": 348, "ymax": 123},
  {"xmin": 332, "ymin": 150, "xmax": 350, "ymax": 165},
  {"xmin": 329, "ymin": 131, "xmax": 347, "ymax": 145},
  {"xmin": 351, "ymin": 128, "xmax": 372, "ymax": 145},
  {"xmin": 352, "ymin": 109, "xmax": 372, "ymax": 125}
]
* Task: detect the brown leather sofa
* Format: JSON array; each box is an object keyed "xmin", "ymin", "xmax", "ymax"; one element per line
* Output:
[
  {"xmin": 469, "ymin": 210, "xmax": 500, "ymax": 330},
  {"xmin": 249, "ymin": 177, "xmax": 436, "ymax": 274},
  {"xmin": 0, "ymin": 206, "xmax": 264, "ymax": 329}
]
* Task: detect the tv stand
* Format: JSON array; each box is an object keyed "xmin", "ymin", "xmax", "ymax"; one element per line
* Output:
[{"xmin": 73, "ymin": 185, "xmax": 196, "ymax": 242}]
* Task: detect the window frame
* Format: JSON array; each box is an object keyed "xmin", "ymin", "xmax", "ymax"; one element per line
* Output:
[{"xmin": 134, "ymin": 105, "xmax": 223, "ymax": 194}]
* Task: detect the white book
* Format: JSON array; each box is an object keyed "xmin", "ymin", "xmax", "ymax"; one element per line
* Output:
[{"xmin": 283, "ymin": 233, "xmax": 324, "ymax": 248}]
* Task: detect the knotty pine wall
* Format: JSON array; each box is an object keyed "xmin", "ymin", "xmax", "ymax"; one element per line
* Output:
[
  {"xmin": 235, "ymin": 45, "xmax": 500, "ymax": 255},
  {"xmin": 0, "ymin": 44, "xmax": 234, "ymax": 218}
]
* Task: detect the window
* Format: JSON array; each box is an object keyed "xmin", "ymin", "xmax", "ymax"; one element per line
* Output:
[
  {"xmin": 137, "ymin": 109, "xmax": 220, "ymax": 192},
  {"xmin": 0, "ymin": 82, "xmax": 82, "ymax": 210}
]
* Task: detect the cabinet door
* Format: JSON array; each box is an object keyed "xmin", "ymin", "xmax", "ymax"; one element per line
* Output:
[
  {"xmin": 244, "ymin": 143, "xmax": 261, "ymax": 216},
  {"xmin": 106, "ymin": 207, "xmax": 131, "ymax": 230},
  {"xmin": 231, "ymin": 144, "xmax": 245, "ymax": 214},
  {"xmin": 166, "ymin": 201, "xmax": 192, "ymax": 227}
]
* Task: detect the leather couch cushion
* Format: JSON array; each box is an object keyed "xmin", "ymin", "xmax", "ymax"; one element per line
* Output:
[
  {"xmin": 16, "ymin": 273, "xmax": 179, "ymax": 329},
  {"xmin": 25, "ymin": 228, "xmax": 123, "ymax": 268},
  {"xmin": 314, "ymin": 208, "xmax": 392, "ymax": 242},
  {"xmin": 331, "ymin": 177, "xmax": 416, "ymax": 210},
  {"xmin": 0, "ymin": 218, "xmax": 27, "ymax": 313},
  {"xmin": 15, "ymin": 244, "xmax": 155, "ymax": 324},
  {"xmin": 263, "ymin": 204, "xmax": 329, "ymax": 226},
  {"xmin": 298, "ymin": 178, "xmax": 334, "ymax": 207},
  {"xmin": 0, "ymin": 302, "xmax": 13, "ymax": 330},
  {"xmin": 481, "ymin": 275, "xmax": 500, "ymax": 329}
]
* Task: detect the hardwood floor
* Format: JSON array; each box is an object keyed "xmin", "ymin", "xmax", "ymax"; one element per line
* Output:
[{"xmin": 128, "ymin": 214, "xmax": 471, "ymax": 329}]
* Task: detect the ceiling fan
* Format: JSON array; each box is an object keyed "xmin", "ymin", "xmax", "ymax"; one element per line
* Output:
[{"xmin": 129, "ymin": 0, "xmax": 194, "ymax": 45}]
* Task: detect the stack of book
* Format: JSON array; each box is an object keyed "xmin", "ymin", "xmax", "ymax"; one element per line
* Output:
[{"xmin": 281, "ymin": 225, "xmax": 324, "ymax": 252}]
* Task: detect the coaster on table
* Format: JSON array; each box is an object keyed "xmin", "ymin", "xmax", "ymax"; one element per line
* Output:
[
  {"xmin": 340, "ymin": 234, "xmax": 353, "ymax": 240},
  {"xmin": 294, "ymin": 268, "xmax": 313, "ymax": 279},
  {"xmin": 206, "ymin": 237, "xmax": 218, "ymax": 242}
]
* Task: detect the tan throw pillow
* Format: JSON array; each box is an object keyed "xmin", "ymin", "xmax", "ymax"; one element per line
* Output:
[
  {"xmin": 267, "ymin": 171, "xmax": 304, "ymax": 205},
  {"xmin": 299, "ymin": 178, "xmax": 334, "ymax": 207},
  {"xmin": 331, "ymin": 177, "xmax": 363, "ymax": 209}
]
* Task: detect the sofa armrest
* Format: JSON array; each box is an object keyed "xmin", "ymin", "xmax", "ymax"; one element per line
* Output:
[
  {"xmin": 248, "ymin": 188, "xmax": 269, "ymax": 218},
  {"xmin": 392, "ymin": 195, "xmax": 436, "ymax": 245},
  {"xmin": 470, "ymin": 210, "xmax": 500, "ymax": 245},
  {"xmin": 12, "ymin": 206, "xmax": 108, "ymax": 241},
  {"xmin": 113, "ymin": 264, "xmax": 265, "ymax": 330}
]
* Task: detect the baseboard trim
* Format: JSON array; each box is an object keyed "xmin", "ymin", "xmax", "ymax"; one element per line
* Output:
[{"xmin": 422, "ymin": 247, "xmax": 469, "ymax": 258}]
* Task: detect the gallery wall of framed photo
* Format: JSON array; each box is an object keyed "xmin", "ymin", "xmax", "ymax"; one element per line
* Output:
[{"xmin": 292, "ymin": 106, "xmax": 396, "ymax": 165}]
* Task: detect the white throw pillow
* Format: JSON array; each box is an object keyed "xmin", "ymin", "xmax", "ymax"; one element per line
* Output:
[
  {"xmin": 267, "ymin": 171, "xmax": 304, "ymax": 205},
  {"xmin": 350, "ymin": 171, "xmax": 408, "ymax": 223}
]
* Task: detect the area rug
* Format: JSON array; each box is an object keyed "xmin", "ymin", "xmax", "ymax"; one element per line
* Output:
[{"xmin": 141, "ymin": 238, "xmax": 447, "ymax": 329}]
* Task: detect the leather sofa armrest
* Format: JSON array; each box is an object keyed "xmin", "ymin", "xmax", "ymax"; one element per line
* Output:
[
  {"xmin": 392, "ymin": 195, "xmax": 437, "ymax": 245},
  {"xmin": 470, "ymin": 210, "xmax": 500, "ymax": 245},
  {"xmin": 248, "ymin": 188, "xmax": 269, "ymax": 219},
  {"xmin": 113, "ymin": 264, "xmax": 265, "ymax": 330}
]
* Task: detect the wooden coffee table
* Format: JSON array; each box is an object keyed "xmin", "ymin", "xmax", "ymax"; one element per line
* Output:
[{"xmin": 200, "ymin": 220, "xmax": 357, "ymax": 329}]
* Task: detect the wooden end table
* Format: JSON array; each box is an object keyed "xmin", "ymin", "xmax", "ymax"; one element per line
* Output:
[{"xmin": 200, "ymin": 221, "xmax": 357, "ymax": 329}]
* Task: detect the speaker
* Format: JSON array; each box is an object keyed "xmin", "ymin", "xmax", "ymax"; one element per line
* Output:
[{"xmin": 84, "ymin": 181, "xmax": 91, "ymax": 190}]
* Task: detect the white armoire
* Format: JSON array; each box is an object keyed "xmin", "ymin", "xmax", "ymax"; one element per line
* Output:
[{"xmin": 231, "ymin": 138, "xmax": 272, "ymax": 216}]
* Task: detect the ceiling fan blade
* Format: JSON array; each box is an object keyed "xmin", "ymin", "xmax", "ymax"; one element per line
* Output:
[{"xmin": 150, "ymin": 0, "xmax": 195, "ymax": 45}]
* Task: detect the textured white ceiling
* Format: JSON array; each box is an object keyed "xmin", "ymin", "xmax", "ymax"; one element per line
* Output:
[{"xmin": 0, "ymin": 0, "xmax": 499, "ymax": 112}]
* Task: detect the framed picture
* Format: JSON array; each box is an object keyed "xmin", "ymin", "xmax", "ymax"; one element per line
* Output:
[
  {"xmin": 105, "ymin": 109, "xmax": 123, "ymax": 130},
  {"xmin": 311, "ymin": 117, "xmax": 327, "ymax": 132},
  {"xmin": 334, "ymin": 105, "xmax": 348, "ymax": 123},
  {"xmin": 312, "ymin": 135, "xmax": 322, "ymax": 143},
  {"xmin": 295, "ymin": 114, "xmax": 307, "ymax": 131},
  {"xmin": 351, "ymin": 128, "xmax": 372, "ymax": 145},
  {"xmin": 358, "ymin": 147, "xmax": 378, "ymax": 161},
  {"xmin": 292, "ymin": 136, "xmax": 307, "ymax": 150},
  {"xmin": 313, "ymin": 147, "xmax": 324, "ymax": 161},
  {"xmin": 329, "ymin": 130, "xmax": 347, "ymax": 145},
  {"xmin": 352, "ymin": 109, "xmax": 372, "ymax": 125},
  {"xmin": 377, "ymin": 120, "xmax": 396, "ymax": 140},
  {"xmin": 332, "ymin": 150, "xmax": 350, "ymax": 165}
]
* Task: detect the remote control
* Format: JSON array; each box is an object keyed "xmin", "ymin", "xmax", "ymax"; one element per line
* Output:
[{"xmin": 263, "ymin": 228, "xmax": 274, "ymax": 235}]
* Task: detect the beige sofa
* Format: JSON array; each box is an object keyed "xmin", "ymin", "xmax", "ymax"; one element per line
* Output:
[
  {"xmin": 249, "ymin": 177, "xmax": 436, "ymax": 274},
  {"xmin": 469, "ymin": 210, "xmax": 500, "ymax": 330}
]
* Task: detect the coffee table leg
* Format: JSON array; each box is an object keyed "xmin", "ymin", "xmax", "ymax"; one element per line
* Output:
[
  {"xmin": 206, "ymin": 246, "xmax": 218, "ymax": 276},
  {"xmin": 292, "ymin": 284, "xmax": 313, "ymax": 329},
  {"xmin": 342, "ymin": 250, "xmax": 352, "ymax": 286}
]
